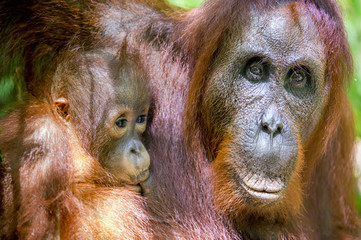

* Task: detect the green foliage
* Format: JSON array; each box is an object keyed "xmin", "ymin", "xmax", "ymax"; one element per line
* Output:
[
  {"xmin": 357, "ymin": 191, "xmax": 361, "ymax": 216},
  {"xmin": 349, "ymin": 81, "xmax": 361, "ymax": 137},
  {"xmin": 342, "ymin": 0, "xmax": 361, "ymax": 137},
  {"xmin": 341, "ymin": 0, "xmax": 361, "ymax": 213},
  {"xmin": 167, "ymin": 0, "xmax": 203, "ymax": 9},
  {"xmin": 0, "ymin": 42, "xmax": 25, "ymax": 118}
]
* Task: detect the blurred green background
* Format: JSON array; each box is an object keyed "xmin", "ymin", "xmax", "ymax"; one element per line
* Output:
[
  {"xmin": 0, "ymin": 0, "xmax": 360, "ymax": 215},
  {"xmin": 342, "ymin": 0, "xmax": 361, "ymax": 216}
]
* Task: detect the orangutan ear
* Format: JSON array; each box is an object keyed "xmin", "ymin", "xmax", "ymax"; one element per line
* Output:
[{"xmin": 54, "ymin": 97, "xmax": 70, "ymax": 122}]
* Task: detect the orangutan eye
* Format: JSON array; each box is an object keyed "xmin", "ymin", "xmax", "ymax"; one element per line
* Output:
[
  {"xmin": 136, "ymin": 115, "xmax": 147, "ymax": 124},
  {"xmin": 290, "ymin": 68, "xmax": 307, "ymax": 89},
  {"xmin": 115, "ymin": 118, "xmax": 127, "ymax": 128},
  {"xmin": 250, "ymin": 62, "xmax": 263, "ymax": 76},
  {"xmin": 244, "ymin": 57, "xmax": 269, "ymax": 82},
  {"xmin": 285, "ymin": 66, "xmax": 314, "ymax": 98}
]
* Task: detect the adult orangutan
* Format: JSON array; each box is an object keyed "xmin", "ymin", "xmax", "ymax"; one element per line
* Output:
[{"xmin": 178, "ymin": 0, "xmax": 361, "ymax": 238}]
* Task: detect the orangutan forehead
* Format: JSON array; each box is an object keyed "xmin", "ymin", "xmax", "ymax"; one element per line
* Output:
[
  {"xmin": 249, "ymin": 3, "xmax": 321, "ymax": 41},
  {"xmin": 236, "ymin": 4, "xmax": 325, "ymax": 68}
]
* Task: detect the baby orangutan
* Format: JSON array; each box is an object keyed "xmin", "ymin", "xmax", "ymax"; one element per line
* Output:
[
  {"xmin": 54, "ymin": 49, "xmax": 151, "ymax": 192},
  {"xmin": 0, "ymin": 49, "xmax": 152, "ymax": 239}
]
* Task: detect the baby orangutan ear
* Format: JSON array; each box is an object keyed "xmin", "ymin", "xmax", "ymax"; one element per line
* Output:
[{"xmin": 54, "ymin": 97, "xmax": 70, "ymax": 122}]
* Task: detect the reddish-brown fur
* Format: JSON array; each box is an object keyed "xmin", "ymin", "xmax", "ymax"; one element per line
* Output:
[{"xmin": 1, "ymin": 0, "xmax": 360, "ymax": 239}]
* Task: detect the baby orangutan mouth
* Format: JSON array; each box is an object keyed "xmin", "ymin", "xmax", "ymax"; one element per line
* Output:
[{"xmin": 127, "ymin": 169, "xmax": 150, "ymax": 194}]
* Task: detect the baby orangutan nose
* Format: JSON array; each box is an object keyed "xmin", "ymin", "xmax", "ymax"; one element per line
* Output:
[{"xmin": 127, "ymin": 139, "xmax": 151, "ymax": 184}]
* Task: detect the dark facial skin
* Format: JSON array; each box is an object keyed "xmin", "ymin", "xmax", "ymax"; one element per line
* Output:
[
  {"xmin": 54, "ymin": 49, "xmax": 150, "ymax": 189},
  {"xmin": 204, "ymin": 5, "xmax": 328, "ymax": 206}
]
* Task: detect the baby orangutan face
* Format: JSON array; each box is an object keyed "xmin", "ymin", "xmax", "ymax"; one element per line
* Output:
[
  {"xmin": 103, "ymin": 103, "xmax": 150, "ymax": 187},
  {"xmin": 53, "ymin": 49, "xmax": 151, "ymax": 192}
]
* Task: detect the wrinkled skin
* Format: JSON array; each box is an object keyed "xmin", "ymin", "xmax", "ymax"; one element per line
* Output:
[{"xmin": 204, "ymin": 5, "xmax": 328, "ymax": 220}]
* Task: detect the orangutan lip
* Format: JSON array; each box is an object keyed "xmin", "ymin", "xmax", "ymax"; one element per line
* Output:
[
  {"xmin": 241, "ymin": 174, "xmax": 284, "ymax": 201},
  {"xmin": 138, "ymin": 169, "xmax": 150, "ymax": 182},
  {"xmin": 129, "ymin": 170, "xmax": 150, "ymax": 195},
  {"xmin": 128, "ymin": 169, "xmax": 150, "ymax": 185},
  {"xmin": 125, "ymin": 183, "xmax": 142, "ymax": 194}
]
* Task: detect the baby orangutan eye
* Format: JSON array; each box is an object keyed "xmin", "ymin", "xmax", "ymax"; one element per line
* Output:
[
  {"xmin": 116, "ymin": 118, "xmax": 128, "ymax": 128},
  {"xmin": 136, "ymin": 115, "xmax": 147, "ymax": 124}
]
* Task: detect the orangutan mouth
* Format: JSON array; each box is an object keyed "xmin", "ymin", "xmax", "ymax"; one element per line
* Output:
[{"xmin": 241, "ymin": 173, "xmax": 285, "ymax": 201}]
